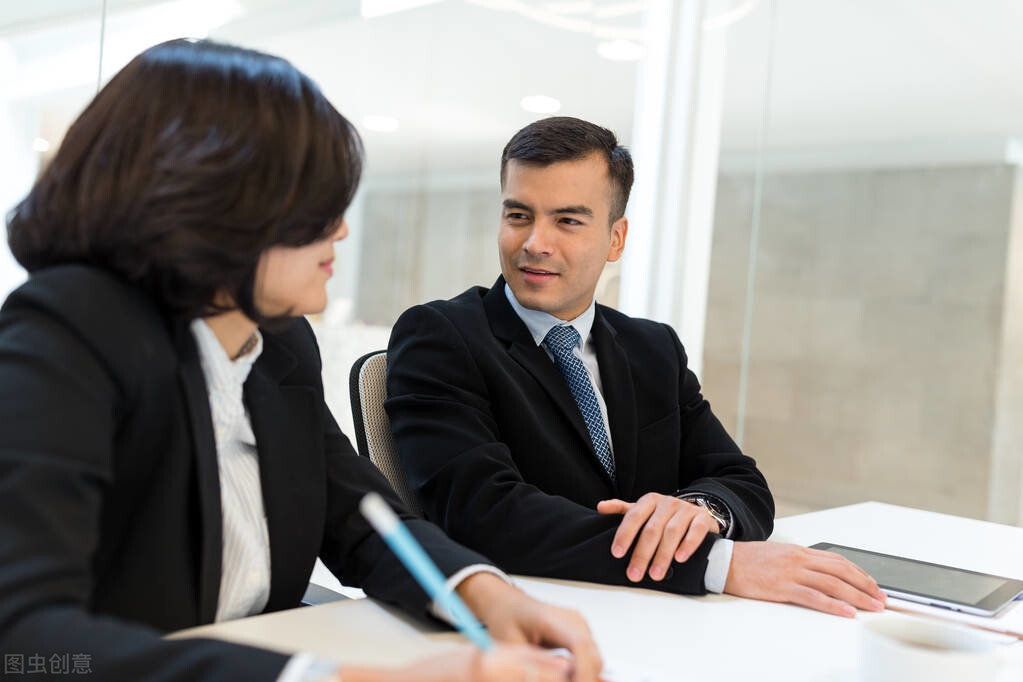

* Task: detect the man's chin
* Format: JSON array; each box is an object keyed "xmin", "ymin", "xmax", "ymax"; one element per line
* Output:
[{"xmin": 508, "ymin": 285, "xmax": 557, "ymax": 315}]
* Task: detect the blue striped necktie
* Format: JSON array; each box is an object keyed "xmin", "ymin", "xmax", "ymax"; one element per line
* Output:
[{"xmin": 543, "ymin": 325, "xmax": 616, "ymax": 482}]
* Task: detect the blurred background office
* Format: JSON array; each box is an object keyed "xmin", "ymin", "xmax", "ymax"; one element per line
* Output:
[{"xmin": 3, "ymin": 0, "xmax": 1023, "ymax": 527}]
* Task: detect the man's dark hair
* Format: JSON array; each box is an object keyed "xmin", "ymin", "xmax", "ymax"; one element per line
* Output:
[
  {"xmin": 500, "ymin": 116, "xmax": 634, "ymax": 223},
  {"xmin": 6, "ymin": 38, "xmax": 362, "ymax": 323}
]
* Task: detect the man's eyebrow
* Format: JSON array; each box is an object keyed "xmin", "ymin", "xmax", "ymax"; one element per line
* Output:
[
  {"xmin": 550, "ymin": 205, "xmax": 593, "ymax": 217},
  {"xmin": 502, "ymin": 199, "xmax": 533, "ymax": 212}
]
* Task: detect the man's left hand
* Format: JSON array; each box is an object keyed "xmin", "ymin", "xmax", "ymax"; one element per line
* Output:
[{"xmin": 597, "ymin": 493, "xmax": 720, "ymax": 582}]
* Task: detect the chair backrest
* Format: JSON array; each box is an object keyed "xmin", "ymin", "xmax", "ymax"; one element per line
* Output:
[{"xmin": 349, "ymin": 351, "xmax": 423, "ymax": 516}]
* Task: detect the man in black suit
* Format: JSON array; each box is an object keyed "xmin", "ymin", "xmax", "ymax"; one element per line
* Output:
[{"xmin": 386, "ymin": 116, "xmax": 886, "ymax": 617}]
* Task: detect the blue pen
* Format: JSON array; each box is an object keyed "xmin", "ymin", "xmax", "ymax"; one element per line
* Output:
[{"xmin": 359, "ymin": 492, "xmax": 495, "ymax": 651}]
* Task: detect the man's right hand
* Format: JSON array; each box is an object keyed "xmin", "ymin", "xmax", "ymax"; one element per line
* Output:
[{"xmin": 724, "ymin": 541, "xmax": 887, "ymax": 617}]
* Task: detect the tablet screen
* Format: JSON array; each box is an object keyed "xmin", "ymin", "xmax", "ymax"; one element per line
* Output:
[
  {"xmin": 824, "ymin": 545, "xmax": 1005, "ymax": 604},
  {"xmin": 809, "ymin": 542, "xmax": 1023, "ymax": 614}
]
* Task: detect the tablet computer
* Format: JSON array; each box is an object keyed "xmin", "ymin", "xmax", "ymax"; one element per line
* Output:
[{"xmin": 809, "ymin": 542, "xmax": 1023, "ymax": 616}]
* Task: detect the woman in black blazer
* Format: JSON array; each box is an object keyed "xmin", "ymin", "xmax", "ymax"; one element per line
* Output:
[{"xmin": 0, "ymin": 39, "xmax": 599, "ymax": 682}]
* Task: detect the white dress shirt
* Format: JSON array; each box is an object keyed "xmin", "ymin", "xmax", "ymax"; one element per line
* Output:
[
  {"xmin": 503, "ymin": 285, "xmax": 734, "ymax": 593},
  {"xmin": 191, "ymin": 319, "xmax": 272, "ymax": 624}
]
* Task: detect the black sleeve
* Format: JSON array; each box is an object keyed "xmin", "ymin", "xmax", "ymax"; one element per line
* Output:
[
  {"xmin": 296, "ymin": 320, "xmax": 494, "ymax": 619},
  {"xmin": 0, "ymin": 303, "xmax": 288, "ymax": 681},
  {"xmin": 385, "ymin": 305, "xmax": 715, "ymax": 595},
  {"xmin": 665, "ymin": 324, "xmax": 775, "ymax": 541}
]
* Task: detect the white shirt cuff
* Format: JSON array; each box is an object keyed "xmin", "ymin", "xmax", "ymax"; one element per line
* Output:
[
  {"xmin": 276, "ymin": 652, "xmax": 339, "ymax": 682},
  {"xmin": 703, "ymin": 538, "xmax": 734, "ymax": 594},
  {"xmin": 429, "ymin": 563, "xmax": 512, "ymax": 623}
]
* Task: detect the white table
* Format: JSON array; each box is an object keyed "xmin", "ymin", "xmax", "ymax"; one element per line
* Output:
[{"xmin": 172, "ymin": 502, "xmax": 1023, "ymax": 680}]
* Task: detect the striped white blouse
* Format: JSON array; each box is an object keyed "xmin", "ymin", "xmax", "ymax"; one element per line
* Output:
[{"xmin": 190, "ymin": 319, "xmax": 272, "ymax": 623}]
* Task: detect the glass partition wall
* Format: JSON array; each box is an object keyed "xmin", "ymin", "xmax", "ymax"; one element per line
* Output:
[
  {"xmin": 704, "ymin": 0, "xmax": 1023, "ymax": 524},
  {"xmin": 5, "ymin": 0, "xmax": 1023, "ymax": 525}
]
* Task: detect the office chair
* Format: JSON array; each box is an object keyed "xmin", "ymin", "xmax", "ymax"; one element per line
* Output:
[{"xmin": 349, "ymin": 351, "xmax": 423, "ymax": 517}]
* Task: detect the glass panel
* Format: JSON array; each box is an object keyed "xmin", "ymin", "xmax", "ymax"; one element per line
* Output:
[
  {"xmin": 710, "ymin": 0, "xmax": 1023, "ymax": 523},
  {"xmin": 704, "ymin": 0, "xmax": 774, "ymax": 461}
]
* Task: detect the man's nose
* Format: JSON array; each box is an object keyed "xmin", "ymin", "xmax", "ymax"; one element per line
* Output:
[{"xmin": 522, "ymin": 221, "xmax": 554, "ymax": 256}]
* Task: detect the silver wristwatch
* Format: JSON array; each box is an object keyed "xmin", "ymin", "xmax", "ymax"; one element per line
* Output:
[{"xmin": 677, "ymin": 493, "xmax": 732, "ymax": 537}]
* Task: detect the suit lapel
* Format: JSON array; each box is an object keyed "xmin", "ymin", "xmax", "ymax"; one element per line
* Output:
[
  {"xmin": 244, "ymin": 336, "xmax": 321, "ymax": 613},
  {"xmin": 483, "ymin": 277, "xmax": 615, "ymax": 488},
  {"xmin": 174, "ymin": 326, "xmax": 222, "ymax": 624},
  {"xmin": 592, "ymin": 308, "xmax": 638, "ymax": 497}
]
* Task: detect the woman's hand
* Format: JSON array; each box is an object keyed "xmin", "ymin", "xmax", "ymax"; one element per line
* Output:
[
  {"xmin": 455, "ymin": 573, "xmax": 602, "ymax": 682},
  {"xmin": 339, "ymin": 644, "xmax": 574, "ymax": 682}
]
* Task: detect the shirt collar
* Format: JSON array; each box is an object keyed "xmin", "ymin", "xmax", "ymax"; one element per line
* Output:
[
  {"xmin": 190, "ymin": 318, "xmax": 264, "ymax": 393},
  {"xmin": 504, "ymin": 282, "xmax": 596, "ymax": 351}
]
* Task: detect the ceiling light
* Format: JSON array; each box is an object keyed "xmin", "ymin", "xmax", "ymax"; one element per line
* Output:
[
  {"xmin": 361, "ymin": 0, "xmax": 444, "ymax": 19},
  {"xmin": 467, "ymin": 0, "xmax": 641, "ymax": 41},
  {"xmin": 703, "ymin": 0, "xmax": 759, "ymax": 32},
  {"xmin": 520, "ymin": 95, "xmax": 561, "ymax": 114},
  {"xmin": 597, "ymin": 39, "xmax": 643, "ymax": 61},
  {"xmin": 32, "ymin": 138, "xmax": 50, "ymax": 153},
  {"xmin": 543, "ymin": 1, "xmax": 593, "ymax": 15},
  {"xmin": 593, "ymin": 1, "xmax": 645, "ymax": 19},
  {"xmin": 362, "ymin": 115, "xmax": 399, "ymax": 132}
]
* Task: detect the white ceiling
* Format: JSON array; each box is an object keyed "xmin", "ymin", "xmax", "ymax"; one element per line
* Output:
[{"xmin": 4, "ymin": 0, "xmax": 1023, "ymax": 175}]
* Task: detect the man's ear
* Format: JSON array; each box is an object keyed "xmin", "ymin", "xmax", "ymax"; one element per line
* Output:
[{"xmin": 607, "ymin": 217, "xmax": 628, "ymax": 262}]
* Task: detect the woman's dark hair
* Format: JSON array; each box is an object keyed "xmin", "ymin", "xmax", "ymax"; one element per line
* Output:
[
  {"xmin": 500, "ymin": 116, "xmax": 634, "ymax": 224},
  {"xmin": 6, "ymin": 38, "xmax": 362, "ymax": 322}
]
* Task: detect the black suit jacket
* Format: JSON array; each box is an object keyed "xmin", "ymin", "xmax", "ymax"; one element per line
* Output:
[
  {"xmin": 0, "ymin": 266, "xmax": 490, "ymax": 681},
  {"xmin": 385, "ymin": 276, "xmax": 774, "ymax": 595}
]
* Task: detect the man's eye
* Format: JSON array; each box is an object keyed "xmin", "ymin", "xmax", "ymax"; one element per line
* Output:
[
  {"xmin": 507, "ymin": 212, "xmax": 529, "ymax": 221},
  {"xmin": 559, "ymin": 218, "xmax": 582, "ymax": 226}
]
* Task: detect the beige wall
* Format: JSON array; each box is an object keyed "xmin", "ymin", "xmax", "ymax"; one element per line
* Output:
[
  {"xmin": 356, "ymin": 184, "xmax": 501, "ymax": 327},
  {"xmin": 703, "ymin": 165, "xmax": 1019, "ymax": 521},
  {"xmin": 989, "ymin": 170, "xmax": 1023, "ymax": 524}
]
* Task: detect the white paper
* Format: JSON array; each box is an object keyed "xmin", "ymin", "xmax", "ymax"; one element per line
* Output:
[
  {"xmin": 885, "ymin": 597, "xmax": 1023, "ymax": 643},
  {"xmin": 599, "ymin": 658, "xmax": 677, "ymax": 682}
]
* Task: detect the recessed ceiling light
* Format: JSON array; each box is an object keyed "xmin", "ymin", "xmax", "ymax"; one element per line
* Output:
[
  {"xmin": 362, "ymin": 115, "xmax": 399, "ymax": 133},
  {"xmin": 593, "ymin": 1, "xmax": 645, "ymax": 19},
  {"xmin": 543, "ymin": 1, "xmax": 593, "ymax": 15},
  {"xmin": 597, "ymin": 39, "xmax": 643, "ymax": 61},
  {"xmin": 32, "ymin": 137, "xmax": 50, "ymax": 152},
  {"xmin": 361, "ymin": 0, "xmax": 444, "ymax": 19},
  {"xmin": 520, "ymin": 95, "xmax": 561, "ymax": 114},
  {"xmin": 703, "ymin": 0, "xmax": 760, "ymax": 32}
]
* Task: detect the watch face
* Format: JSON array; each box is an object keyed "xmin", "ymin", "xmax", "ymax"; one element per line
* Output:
[
  {"xmin": 695, "ymin": 498, "xmax": 729, "ymax": 532},
  {"xmin": 677, "ymin": 493, "xmax": 730, "ymax": 531}
]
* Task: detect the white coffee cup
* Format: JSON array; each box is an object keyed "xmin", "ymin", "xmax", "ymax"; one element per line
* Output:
[{"xmin": 859, "ymin": 615, "xmax": 1003, "ymax": 682}]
